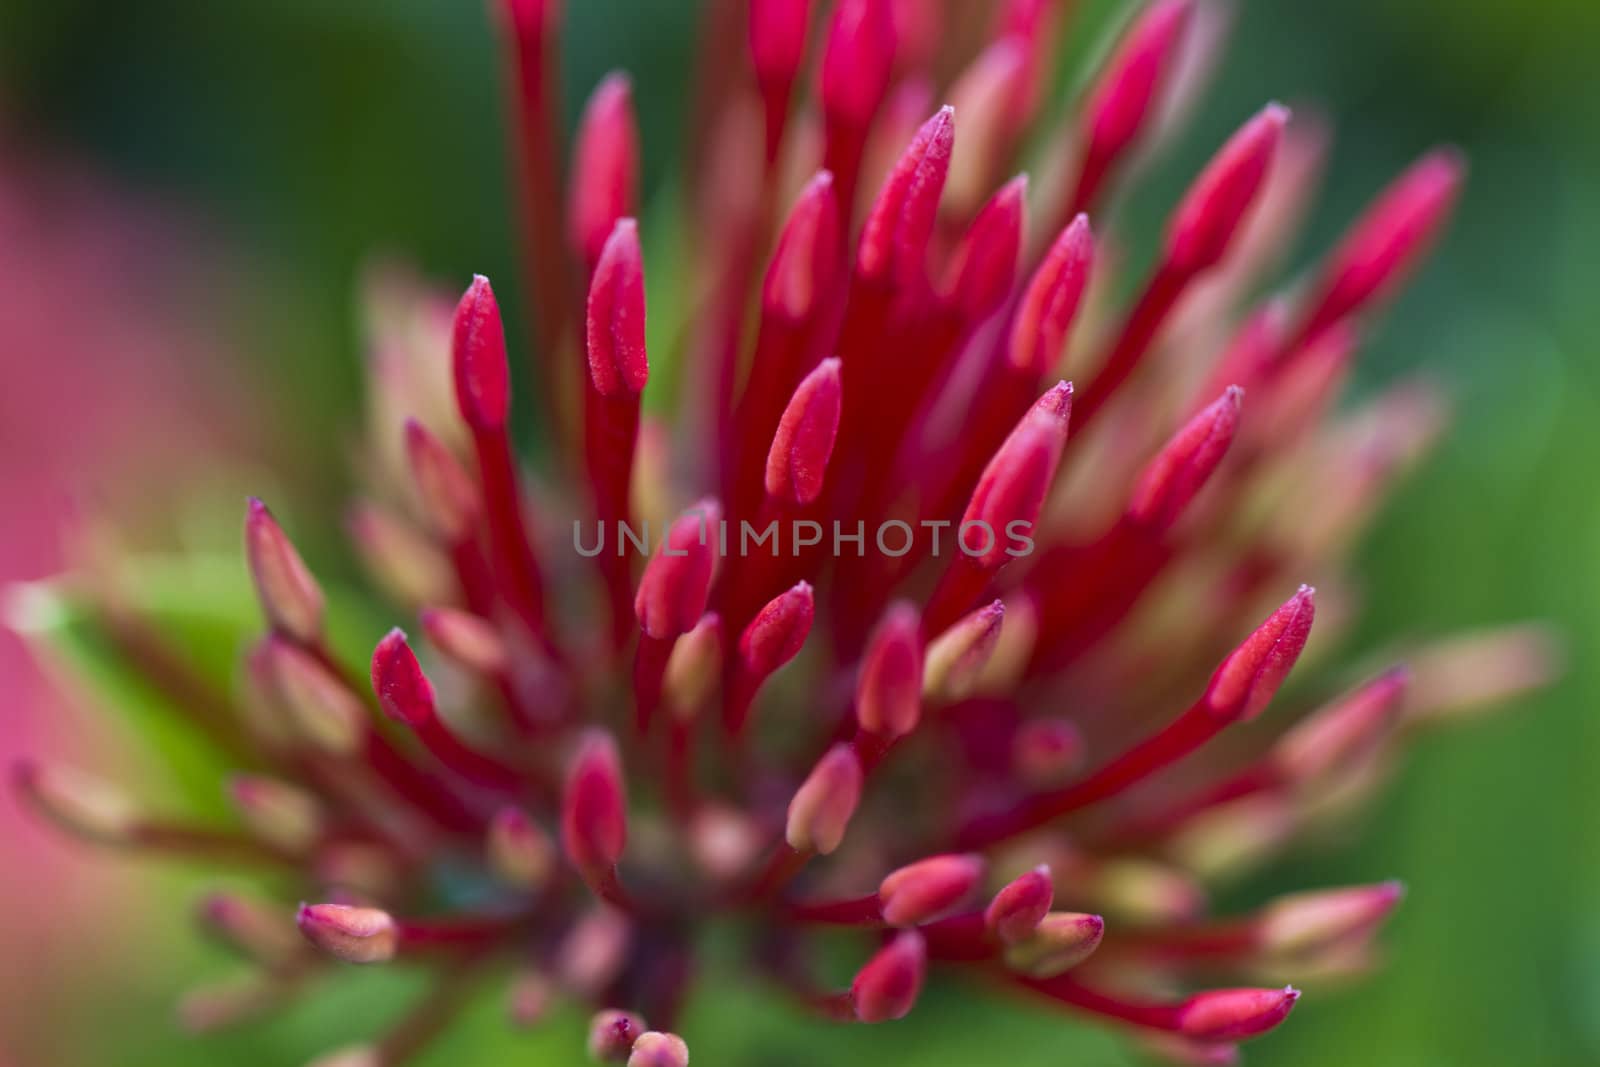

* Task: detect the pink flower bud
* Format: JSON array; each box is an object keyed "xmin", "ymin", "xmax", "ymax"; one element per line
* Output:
[
  {"xmin": 1007, "ymin": 214, "xmax": 1094, "ymax": 375},
  {"xmin": 586, "ymin": 218, "xmax": 649, "ymax": 398},
  {"xmin": 1165, "ymin": 104, "xmax": 1288, "ymax": 277},
  {"xmin": 296, "ymin": 903, "xmax": 399, "ymax": 964},
  {"xmin": 635, "ymin": 500, "xmax": 721, "ymax": 640},
  {"xmin": 487, "ymin": 806, "xmax": 557, "ymax": 891},
  {"xmin": 628, "ymin": 1031, "xmax": 690, "ymax": 1067},
  {"xmin": 856, "ymin": 601, "xmax": 923, "ymax": 739},
  {"xmin": 663, "ymin": 613, "xmax": 724, "ymax": 721},
  {"xmin": 227, "ymin": 774, "xmax": 323, "ymax": 853},
  {"xmin": 570, "ymin": 73, "xmax": 640, "ymax": 270},
  {"xmin": 1011, "ymin": 717, "xmax": 1084, "ymax": 787},
  {"xmin": 1126, "ymin": 386, "xmax": 1242, "ymax": 529},
  {"xmin": 264, "ymin": 636, "xmax": 368, "ymax": 754},
  {"xmin": 879, "ymin": 853, "xmax": 985, "ymax": 926},
  {"xmin": 198, "ymin": 892, "xmax": 303, "ymax": 968},
  {"xmin": 765, "ymin": 358, "xmax": 843, "ymax": 505},
  {"xmin": 1202, "ymin": 585, "xmax": 1316, "ymax": 723},
  {"xmin": 12, "ymin": 760, "xmax": 138, "ymax": 844},
  {"xmin": 1003, "ymin": 911, "xmax": 1104, "ymax": 977},
  {"xmin": 561, "ymin": 729, "xmax": 629, "ymax": 876},
  {"xmin": 985, "ymin": 864, "xmax": 1054, "ymax": 943},
  {"xmin": 245, "ymin": 498, "xmax": 325, "ymax": 643},
  {"xmin": 739, "ymin": 581, "xmax": 815, "ymax": 680},
  {"xmin": 785, "ymin": 743, "xmax": 863, "ymax": 855},
  {"xmin": 852, "ymin": 930, "xmax": 926, "ymax": 1022},
  {"xmin": 749, "ymin": 0, "xmax": 812, "ymax": 95},
  {"xmin": 403, "ymin": 418, "xmax": 478, "ymax": 541},
  {"xmin": 420, "ymin": 607, "xmax": 509, "ymax": 675},
  {"xmin": 821, "ymin": 0, "xmax": 896, "ymax": 132},
  {"xmin": 1176, "ymin": 986, "xmax": 1300, "ymax": 1042},
  {"xmin": 960, "ymin": 381, "xmax": 1072, "ymax": 568},
  {"xmin": 941, "ymin": 174, "xmax": 1027, "ymax": 322},
  {"xmin": 451, "ymin": 275, "xmax": 511, "ymax": 431},
  {"xmin": 944, "ymin": 43, "xmax": 1027, "ymax": 215},
  {"xmin": 762, "ymin": 171, "xmax": 843, "ymax": 323},
  {"xmin": 922, "ymin": 599, "xmax": 1005, "ymax": 702},
  {"xmin": 370, "ymin": 628, "xmax": 436, "ymax": 728},
  {"xmin": 587, "ymin": 1009, "xmax": 647, "ymax": 1062},
  {"xmin": 1082, "ymin": 0, "xmax": 1191, "ymax": 171},
  {"xmin": 1306, "ymin": 148, "xmax": 1464, "ymax": 337},
  {"xmin": 857, "ymin": 106, "xmax": 955, "ymax": 288},
  {"xmin": 1259, "ymin": 881, "xmax": 1404, "ymax": 956},
  {"xmin": 1272, "ymin": 668, "xmax": 1409, "ymax": 783}
]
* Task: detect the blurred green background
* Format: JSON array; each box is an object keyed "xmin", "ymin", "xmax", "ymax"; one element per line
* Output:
[{"xmin": 2, "ymin": 0, "xmax": 1598, "ymax": 1064}]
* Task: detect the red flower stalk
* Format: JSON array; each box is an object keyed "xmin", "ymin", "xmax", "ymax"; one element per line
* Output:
[{"xmin": 16, "ymin": 5, "xmax": 1555, "ymax": 1064}]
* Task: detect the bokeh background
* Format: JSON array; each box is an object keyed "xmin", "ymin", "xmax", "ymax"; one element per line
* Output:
[{"xmin": 1, "ymin": 0, "xmax": 1597, "ymax": 1064}]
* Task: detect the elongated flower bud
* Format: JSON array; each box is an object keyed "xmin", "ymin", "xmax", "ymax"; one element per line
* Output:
[
  {"xmin": 452, "ymin": 275, "xmax": 511, "ymax": 432},
  {"xmin": 12, "ymin": 760, "xmax": 138, "ymax": 844},
  {"xmin": 228, "ymin": 774, "xmax": 323, "ymax": 853},
  {"xmin": 1165, "ymin": 104, "xmax": 1288, "ymax": 277},
  {"xmin": 628, "ymin": 1032, "xmax": 690, "ymax": 1067},
  {"xmin": 1202, "ymin": 586, "xmax": 1315, "ymax": 723},
  {"xmin": 663, "ymin": 613, "xmax": 723, "ymax": 720},
  {"xmin": 945, "ymin": 44, "xmax": 1027, "ymax": 216},
  {"xmin": 1259, "ymin": 882, "xmax": 1404, "ymax": 957},
  {"xmin": 1126, "ymin": 386, "xmax": 1243, "ymax": 529},
  {"xmin": 297, "ymin": 903, "xmax": 399, "ymax": 964},
  {"xmin": 739, "ymin": 581, "xmax": 815, "ymax": 679},
  {"xmin": 1303, "ymin": 149, "xmax": 1464, "ymax": 339},
  {"xmin": 420, "ymin": 607, "xmax": 509, "ymax": 675},
  {"xmin": 488, "ymin": 806, "xmax": 557, "ymax": 891},
  {"xmin": 856, "ymin": 601, "xmax": 923, "ymax": 739},
  {"xmin": 198, "ymin": 892, "xmax": 303, "ymax": 968},
  {"xmin": 961, "ymin": 382, "xmax": 1072, "ymax": 569},
  {"xmin": 985, "ymin": 865, "xmax": 1054, "ymax": 944},
  {"xmin": 561, "ymin": 730, "xmax": 629, "ymax": 876},
  {"xmin": 879, "ymin": 853, "xmax": 985, "ymax": 926},
  {"xmin": 766, "ymin": 358, "xmax": 843, "ymax": 505},
  {"xmin": 763, "ymin": 171, "xmax": 843, "ymax": 322},
  {"xmin": 857, "ymin": 106, "xmax": 955, "ymax": 287},
  {"xmin": 1003, "ymin": 911, "xmax": 1104, "ymax": 977},
  {"xmin": 786, "ymin": 743, "xmax": 862, "ymax": 855},
  {"xmin": 587, "ymin": 1009, "xmax": 647, "ymax": 1061},
  {"xmin": 403, "ymin": 418, "xmax": 478, "ymax": 541},
  {"xmin": 265, "ymin": 637, "xmax": 367, "ymax": 753},
  {"xmin": 942, "ymin": 174, "xmax": 1027, "ymax": 322},
  {"xmin": 570, "ymin": 73, "xmax": 640, "ymax": 271},
  {"xmin": 922, "ymin": 599, "xmax": 1004, "ymax": 702},
  {"xmin": 245, "ymin": 498, "xmax": 324, "ymax": 643},
  {"xmin": 852, "ymin": 930, "xmax": 926, "ymax": 1022},
  {"xmin": 635, "ymin": 500, "xmax": 720, "ymax": 640},
  {"xmin": 1080, "ymin": 0, "xmax": 1191, "ymax": 183},
  {"xmin": 371, "ymin": 628, "xmax": 436, "ymax": 727},
  {"xmin": 1272, "ymin": 668, "xmax": 1409, "ymax": 783},
  {"xmin": 821, "ymin": 0, "xmax": 895, "ymax": 133},
  {"xmin": 1176, "ymin": 986, "xmax": 1299, "ymax": 1042},
  {"xmin": 1008, "ymin": 214, "xmax": 1094, "ymax": 375},
  {"xmin": 586, "ymin": 218, "xmax": 649, "ymax": 398},
  {"xmin": 749, "ymin": 0, "xmax": 811, "ymax": 95}
]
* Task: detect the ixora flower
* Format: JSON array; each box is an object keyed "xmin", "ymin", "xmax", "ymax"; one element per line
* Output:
[{"xmin": 11, "ymin": 1, "xmax": 1561, "ymax": 1064}]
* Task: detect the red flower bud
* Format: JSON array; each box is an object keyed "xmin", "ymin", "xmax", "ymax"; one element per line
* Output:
[
  {"xmin": 985, "ymin": 864, "xmax": 1054, "ymax": 943},
  {"xmin": 879, "ymin": 853, "xmax": 985, "ymax": 926},
  {"xmin": 852, "ymin": 930, "xmax": 927, "ymax": 1022},
  {"xmin": 821, "ymin": 0, "xmax": 896, "ymax": 132},
  {"xmin": 1126, "ymin": 386, "xmax": 1242, "ymax": 529},
  {"xmin": 1165, "ymin": 104, "xmax": 1288, "ymax": 277},
  {"xmin": 1003, "ymin": 911, "xmax": 1104, "ymax": 977},
  {"xmin": 749, "ymin": 0, "xmax": 812, "ymax": 95},
  {"xmin": 855, "ymin": 601, "xmax": 924, "ymax": 739},
  {"xmin": 561, "ymin": 730, "xmax": 629, "ymax": 876},
  {"xmin": 371, "ymin": 628, "xmax": 435, "ymax": 728},
  {"xmin": 245, "ymin": 498, "xmax": 325, "ymax": 643},
  {"xmin": 1176, "ymin": 986, "xmax": 1300, "ymax": 1042},
  {"xmin": 296, "ymin": 903, "xmax": 399, "ymax": 964},
  {"xmin": 941, "ymin": 174, "xmax": 1027, "ymax": 322},
  {"xmin": 1082, "ymin": 0, "xmax": 1191, "ymax": 173},
  {"xmin": 857, "ymin": 106, "xmax": 955, "ymax": 288},
  {"xmin": 451, "ymin": 275, "xmax": 511, "ymax": 431},
  {"xmin": 403, "ymin": 418, "xmax": 478, "ymax": 541},
  {"xmin": 1202, "ymin": 585, "xmax": 1316, "ymax": 723},
  {"xmin": 586, "ymin": 218, "xmax": 649, "ymax": 398},
  {"xmin": 739, "ymin": 581, "xmax": 815, "ymax": 679},
  {"xmin": 1007, "ymin": 214, "xmax": 1094, "ymax": 375},
  {"xmin": 570, "ymin": 73, "xmax": 640, "ymax": 270},
  {"xmin": 1259, "ymin": 881, "xmax": 1404, "ymax": 957},
  {"xmin": 960, "ymin": 381, "xmax": 1072, "ymax": 569},
  {"xmin": 587, "ymin": 1009, "xmax": 647, "ymax": 1062},
  {"xmin": 762, "ymin": 171, "xmax": 843, "ymax": 323},
  {"xmin": 635, "ymin": 500, "xmax": 721, "ymax": 640},
  {"xmin": 766, "ymin": 358, "xmax": 843, "ymax": 505},
  {"xmin": 786, "ymin": 743, "xmax": 862, "ymax": 855}
]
